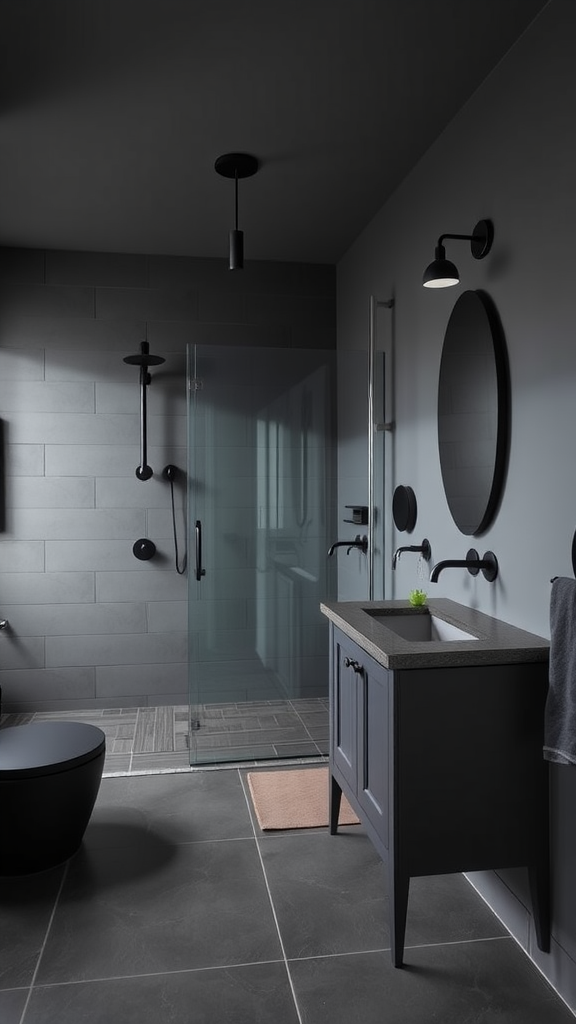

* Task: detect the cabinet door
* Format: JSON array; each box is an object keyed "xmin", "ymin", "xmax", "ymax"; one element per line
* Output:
[
  {"xmin": 331, "ymin": 631, "xmax": 359, "ymax": 793},
  {"xmin": 331, "ymin": 628, "xmax": 390, "ymax": 847},
  {"xmin": 359, "ymin": 654, "xmax": 389, "ymax": 848}
]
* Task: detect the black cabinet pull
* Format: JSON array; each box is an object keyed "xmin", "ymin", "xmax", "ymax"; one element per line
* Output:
[{"xmin": 344, "ymin": 656, "xmax": 363, "ymax": 674}]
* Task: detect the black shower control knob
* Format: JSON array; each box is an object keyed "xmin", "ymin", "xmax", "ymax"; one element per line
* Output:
[{"xmin": 133, "ymin": 538, "xmax": 156, "ymax": 561}]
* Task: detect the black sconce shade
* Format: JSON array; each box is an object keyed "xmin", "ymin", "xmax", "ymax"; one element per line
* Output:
[{"xmin": 423, "ymin": 219, "xmax": 493, "ymax": 288}]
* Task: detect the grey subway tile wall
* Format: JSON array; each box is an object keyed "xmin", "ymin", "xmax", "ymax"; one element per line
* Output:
[
  {"xmin": 0, "ymin": 282, "xmax": 94, "ymax": 318},
  {"xmin": 0, "ymin": 571, "xmax": 95, "ymax": 604},
  {"xmin": 46, "ymin": 250, "xmax": 148, "ymax": 287},
  {"xmin": 0, "ymin": 248, "xmax": 336, "ymax": 713}
]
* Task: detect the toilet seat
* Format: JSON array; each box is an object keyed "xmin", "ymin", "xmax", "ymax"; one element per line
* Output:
[{"xmin": 0, "ymin": 722, "xmax": 105, "ymax": 779}]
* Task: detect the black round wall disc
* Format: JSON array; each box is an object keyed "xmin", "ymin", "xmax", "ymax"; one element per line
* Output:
[{"xmin": 392, "ymin": 485, "xmax": 417, "ymax": 533}]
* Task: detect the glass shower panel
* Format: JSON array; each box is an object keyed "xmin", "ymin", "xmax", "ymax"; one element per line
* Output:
[
  {"xmin": 371, "ymin": 299, "xmax": 395, "ymax": 601},
  {"xmin": 187, "ymin": 344, "xmax": 336, "ymax": 765}
]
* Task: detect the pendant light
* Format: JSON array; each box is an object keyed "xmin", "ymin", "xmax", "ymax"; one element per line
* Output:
[{"xmin": 215, "ymin": 153, "xmax": 259, "ymax": 270}]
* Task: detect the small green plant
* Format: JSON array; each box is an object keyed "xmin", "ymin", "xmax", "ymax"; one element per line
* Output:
[{"xmin": 408, "ymin": 589, "xmax": 427, "ymax": 607}]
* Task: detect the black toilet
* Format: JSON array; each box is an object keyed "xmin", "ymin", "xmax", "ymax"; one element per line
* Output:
[{"xmin": 0, "ymin": 721, "xmax": 106, "ymax": 875}]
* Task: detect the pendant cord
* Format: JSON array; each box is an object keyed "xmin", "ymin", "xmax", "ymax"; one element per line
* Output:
[{"xmin": 234, "ymin": 170, "xmax": 239, "ymax": 230}]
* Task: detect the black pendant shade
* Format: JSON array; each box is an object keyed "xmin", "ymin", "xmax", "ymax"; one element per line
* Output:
[{"xmin": 215, "ymin": 153, "xmax": 259, "ymax": 270}]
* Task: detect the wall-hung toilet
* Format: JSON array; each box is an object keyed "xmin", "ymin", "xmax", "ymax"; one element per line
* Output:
[{"xmin": 0, "ymin": 721, "xmax": 106, "ymax": 875}]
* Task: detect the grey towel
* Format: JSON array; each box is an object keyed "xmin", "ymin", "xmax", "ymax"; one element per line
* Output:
[{"xmin": 544, "ymin": 576, "xmax": 576, "ymax": 764}]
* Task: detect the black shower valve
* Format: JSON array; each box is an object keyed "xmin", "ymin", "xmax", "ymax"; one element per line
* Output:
[
  {"xmin": 133, "ymin": 538, "xmax": 156, "ymax": 561},
  {"xmin": 163, "ymin": 464, "xmax": 178, "ymax": 482}
]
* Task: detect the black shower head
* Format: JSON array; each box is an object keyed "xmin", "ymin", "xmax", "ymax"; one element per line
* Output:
[{"xmin": 123, "ymin": 341, "xmax": 165, "ymax": 367}]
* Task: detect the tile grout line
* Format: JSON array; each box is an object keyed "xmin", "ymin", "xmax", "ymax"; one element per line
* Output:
[
  {"xmin": 238, "ymin": 769, "xmax": 305, "ymax": 1024},
  {"xmin": 18, "ymin": 862, "xmax": 70, "ymax": 1024},
  {"xmin": 26, "ymin": 956, "xmax": 288, "ymax": 990},
  {"xmin": 291, "ymin": 699, "xmax": 328, "ymax": 756},
  {"xmin": 273, "ymin": 933, "xmax": 514, "ymax": 967}
]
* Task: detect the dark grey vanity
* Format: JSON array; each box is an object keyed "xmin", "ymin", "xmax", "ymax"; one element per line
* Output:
[{"xmin": 320, "ymin": 598, "xmax": 550, "ymax": 967}]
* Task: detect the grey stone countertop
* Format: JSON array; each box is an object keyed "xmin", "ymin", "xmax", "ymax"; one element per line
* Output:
[{"xmin": 320, "ymin": 598, "xmax": 550, "ymax": 670}]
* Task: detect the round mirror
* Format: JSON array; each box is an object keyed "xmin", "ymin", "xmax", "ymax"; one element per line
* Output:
[{"xmin": 437, "ymin": 290, "xmax": 508, "ymax": 536}]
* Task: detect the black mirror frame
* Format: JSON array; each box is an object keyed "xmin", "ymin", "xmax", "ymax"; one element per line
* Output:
[{"xmin": 437, "ymin": 289, "xmax": 510, "ymax": 537}]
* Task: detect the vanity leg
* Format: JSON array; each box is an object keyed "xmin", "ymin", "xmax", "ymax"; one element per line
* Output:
[
  {"xmin": 329, "ymin": 774, "xmax": 342, "ymax": 835},
  {"xmin": 389, "ymin": 866, "xmax": 410, "ymax": 968},
  {"xmin": 529, "ymin": 846, "xmax": 551, "ymax": 954},
  {"xmin": 529, "ymin": 764, "xmax": 551, "ymax": 953}
]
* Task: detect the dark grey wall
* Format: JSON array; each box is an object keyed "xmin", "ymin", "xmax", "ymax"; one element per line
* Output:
[{"xmin": 0, "ymin": 250, "xmax": 334, "ymax": 712}]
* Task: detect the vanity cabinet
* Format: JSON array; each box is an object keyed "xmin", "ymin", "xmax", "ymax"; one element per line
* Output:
[{"xmin": 329, "ymin": 623, "xmax": 550, "ymax": 967}]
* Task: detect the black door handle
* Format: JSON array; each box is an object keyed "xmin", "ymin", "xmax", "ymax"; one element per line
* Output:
[{"xmin": 195, "ymin": 520, "xmax": 206, "ymax": 581}]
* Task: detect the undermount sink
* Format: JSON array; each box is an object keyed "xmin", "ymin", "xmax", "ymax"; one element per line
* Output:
[{"xmin": 365, "ymin": 609, "xmax": 478, "ymax": 642}]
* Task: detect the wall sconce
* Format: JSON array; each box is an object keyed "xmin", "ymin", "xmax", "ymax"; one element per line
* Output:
[
  {"xmin": 422, "ymin": 219, "xmax": 493, "ymax": 288},
  {"xmin": 215, "ymin": 152, "xmax": 259, "ymax": 270}
]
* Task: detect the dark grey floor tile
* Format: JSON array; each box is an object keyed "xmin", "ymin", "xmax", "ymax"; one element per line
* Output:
[
  {"xmin": 260, "ymin": 833, "xmax": 506, "ymax": 960},
  {"xmin": 0, "ymin": 988, "xmax": 28, "ymax": 1024},
  {"xmin": 0, "ymin": 866, "xmax": 65, "ymax": 988},
  {"xmin": 36, "ymin": 839, "xmax": 281, "ymax": 983},
  {"xmin": 260, "ymin": 830, "xmax": 388, "ymax": 957},
  {"xmin": 25, "ymin": 962, "xmax": 300, "ymax": 1024},
  {"xmin": 404, "ymin": 872, "xmax": 507, "ymax": 947},
  {"xmin": 84, "ymin": 768, "xmax": 254, "ymax": 848},
  {"xmin": 289, "ymin": 939, "xmax": 575, "ymax": 1024}
]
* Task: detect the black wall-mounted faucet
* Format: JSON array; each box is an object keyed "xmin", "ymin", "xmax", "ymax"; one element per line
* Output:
[
  {"xmin": 430, "ymin": 548, "xmax": 498, "ymax": 582},
  {"xmin": 328, "ymin": 535, "xmax": 368, "ymax": 557},
  {"xmin": 392, "ymin": 538, "xmax": 431, "ymax": 569}
]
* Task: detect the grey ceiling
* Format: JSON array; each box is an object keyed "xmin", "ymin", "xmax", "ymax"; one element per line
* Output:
[{"xmin": 0, "ymin": 0, "xmax": 548, "ymax": 264}]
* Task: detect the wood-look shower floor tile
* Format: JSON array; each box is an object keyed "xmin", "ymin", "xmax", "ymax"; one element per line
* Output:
[{"xmin": 0, "ymin": 700, "xmax": 328, "ymax": 775}]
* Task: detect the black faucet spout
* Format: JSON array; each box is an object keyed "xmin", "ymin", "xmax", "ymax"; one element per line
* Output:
[
  {"xmin": 328, "ymin": 535, "xmax": 368, "ymax": 557},
  {"xmin": 430, "ymin": 548, "xmax": 498, "ymax": 583},
  {"xmin": 430, "ymin": 559, "xmax": 471, "ymax": 581},
  {"xmin": 392, "ymin": 538, "xmax": 431, "ymax": 569}
]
